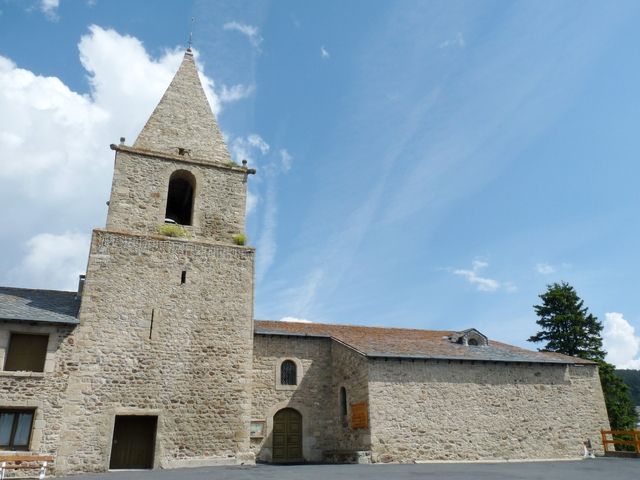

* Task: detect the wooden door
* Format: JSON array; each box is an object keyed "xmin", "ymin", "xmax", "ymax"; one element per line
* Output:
[
  {"xmin": 109, "ymin": 416, "xmax": 157, "ymax": 469},
  {"xmin": 272, "ymin": 408, "xmax": 303, "ymax": 463}
]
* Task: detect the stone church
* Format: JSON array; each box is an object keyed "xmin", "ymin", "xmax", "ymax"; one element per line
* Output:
[{"xmin": 0, "ymin": 49, "xmax": 610, "ymax": 475}]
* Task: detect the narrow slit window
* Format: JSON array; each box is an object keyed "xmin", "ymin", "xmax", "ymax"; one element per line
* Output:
[
  {"xmin": 340, "ymin": 387, "xmax": 348, "ymax": 417},
  {"xmin": 181, "ymin": 271, "xmax": 187, "ymax": 284},
  {"xmin": 149, "ymin": 309, "xmax": 155, "ymax": 340},
  {"xmin": 165, "ymin": 170, "xmax": 196, "ymax": 225},
  {"xmin": 280, "ymin": 360, "xmax": 297, "ymax": 386}
]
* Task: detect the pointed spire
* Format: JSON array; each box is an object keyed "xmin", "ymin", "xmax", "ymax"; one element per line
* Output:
[{"xmin": 133, "ymin": 50, "xmax": 230, "ymax": 163}]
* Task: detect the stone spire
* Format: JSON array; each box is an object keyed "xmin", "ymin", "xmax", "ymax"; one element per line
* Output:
[{"xmin": 133, "ymin": 49, "xmax": 230, "ymax": 163}]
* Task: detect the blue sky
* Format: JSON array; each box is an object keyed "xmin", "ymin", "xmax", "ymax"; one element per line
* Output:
[{"xmin": 1, "ymin": 0, "xmax": 640, "ymax": 367}]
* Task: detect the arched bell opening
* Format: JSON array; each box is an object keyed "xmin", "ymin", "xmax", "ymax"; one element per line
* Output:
[{"xmin": 165, "ymin": 170, "xmax": 196, "ymax": 225}]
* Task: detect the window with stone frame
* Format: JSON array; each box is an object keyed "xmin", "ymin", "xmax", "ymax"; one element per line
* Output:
[
  {"xmin": 0, "ymin": 409, "xmax": 35, "ymax": 450},
  {"xmin": 280, "ymin": 360, "xmax": 297, "ymax": 386},
  {"xmin": 4, "ymin": 333, "xmax": 48, "ymax": 372}
]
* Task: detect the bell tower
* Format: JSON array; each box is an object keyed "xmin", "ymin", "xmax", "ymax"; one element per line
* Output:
[
  {"xmin": 58, "ymin": 49, "xmax": 256, "ymax": 473},
  {"xmin": 105, "ymin": 48, "xmax": 252, "ymax": 243}
]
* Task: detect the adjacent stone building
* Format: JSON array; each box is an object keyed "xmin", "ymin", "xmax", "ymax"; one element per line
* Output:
[{"xmin": 0, "ymin": 48, "xmax": 610, "ymax": 475}]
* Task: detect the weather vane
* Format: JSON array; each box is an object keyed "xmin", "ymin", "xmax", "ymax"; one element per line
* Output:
[{"xmin": 188, "ymin": 17, "xmax": 195, "ymax": 50}]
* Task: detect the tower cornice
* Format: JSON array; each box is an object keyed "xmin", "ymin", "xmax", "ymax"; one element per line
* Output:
[
  {"xmin": 93, "ymin": 227, "xmax": 256, "ymax": 251},
  {"xmin": 110, "ymin": 144, "xmax": 252, "ymax": 174}
]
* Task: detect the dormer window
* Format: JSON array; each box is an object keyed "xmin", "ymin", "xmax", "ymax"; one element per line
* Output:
[
  {"xmin": 450, "ymin": 328, "xmax": 488, "ymax": 347},
  {"xmin": 165, "ymin": 170, "xmax": 195, "ymax": 225}
]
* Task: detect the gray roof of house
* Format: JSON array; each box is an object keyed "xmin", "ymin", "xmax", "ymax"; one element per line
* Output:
[{"xmin": 0, "ymin": 287, "xmax": 80, "ymax": 325}]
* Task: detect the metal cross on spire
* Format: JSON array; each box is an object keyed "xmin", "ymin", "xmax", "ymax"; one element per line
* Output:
[{"xmin": 188, "ymin": 17, "xmax": 195, "ymax": 51}]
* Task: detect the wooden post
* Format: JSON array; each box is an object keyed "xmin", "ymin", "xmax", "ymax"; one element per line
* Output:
[{"xmin": 600, "ymin": 429, "xmax": 609, "ymax": 452}]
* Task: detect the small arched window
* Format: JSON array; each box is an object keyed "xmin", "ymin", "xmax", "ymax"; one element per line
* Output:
[
  {"xmin": 165, "ymin": 170, "xmax": 195, "ymax": 225},
  {"xmin": 340, "ymin": 387, "xmax": 347, "ymax": 417},
  {"xmin": 280, "ymin": 360, "xmax": 297, "ymax": 386},
  {"xmin": 468, "ymin": 338, "xmax": 479, "ymax": 346}
]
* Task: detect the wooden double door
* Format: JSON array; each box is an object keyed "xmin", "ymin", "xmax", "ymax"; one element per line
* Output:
[
  {"xmin": 109, "ymin": 416, "xmax": 157, "ymax": 470},
  {"xmin": 272, "ymin": 408, "xmax": 303, "ymax": 463}
]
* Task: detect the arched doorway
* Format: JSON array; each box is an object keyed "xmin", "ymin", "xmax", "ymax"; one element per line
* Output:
[{"xmin": 272, "ymin": 408, "xmax": 302, "ymax": 463}]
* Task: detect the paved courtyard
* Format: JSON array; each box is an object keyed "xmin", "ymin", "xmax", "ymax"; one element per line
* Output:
[{"xmin": 59, "ymin": 458, "xmax": 638, "ymax": 480}]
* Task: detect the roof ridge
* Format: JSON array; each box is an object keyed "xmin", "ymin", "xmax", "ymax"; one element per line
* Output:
[
  {"xmin": 0, "ymin": 285, "xmax": 77, "ymax": 295},
  {"xmin": 254, "ymin": 319, "xmax": 454, "ymax": 334}
]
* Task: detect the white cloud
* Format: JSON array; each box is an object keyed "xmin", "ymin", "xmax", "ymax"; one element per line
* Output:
[
  {"xmin": 0, "ymin": 25, "xmax": 250, "ymax": 196},
  {"xmin": 256, "ymin": 176, "xmax": 277, "ymax": 283},
  {"xmin": 230, "ymin": 134, "xmax": 270, "ymax": 166},
  {"xmin": 228, "ymin": 133, "xmax": 271, "ymax": 217},
  {"xmin": 320, "ymin": 46, "xmax": 330, "ymax": 59},
  {"xmin": 40, "ymin": 0, "xmax": 59, "ymax": 20},
  {"xmin": 603, "ymin": 312, "xmax": 640, "ymax": 369},
  {"xmin": 279, "ymin": 149, "xmax": 293, "ymax": 172},
  {"xmin": 219, "ymin": 83, "xmax": 255, "ymax": 103},
  {"xmin": 12, "ymin": 232, "xmax": 90, "ymax": 291},
  {"xmin": 228, "ymin": 136, "xmax": 292, "ymax": 280},
  {"xmin": 246, "ymin": 190, "xmax": 258, "ymax": 215},
  {"xmin": 279, "ymin": 316, "xmax": 312, "ymax": 323},
  {"xmin": 223, "ymin": 21, "xmax": 263, "ymax": 48},
  {"xmin": 248, "ymin": 134, "xmax": 270, "ymax": 153},
  {"xmin": 439, "ymin": 32, "xmax": 465, "ymax": 49},
  {"xmin": 284, "ymin": 268, "xmax": 326, "ymax": 316},
  {"xmin": 0, "ymin": 25, "xmax": 250, "ymax": 291},
  {"xmin": 535, "ymin": 262, "xmax": 556, "ymax": 274},
  {"xmin": 453, "ymin": 259, "xmax": 510, "ymax": 293}
]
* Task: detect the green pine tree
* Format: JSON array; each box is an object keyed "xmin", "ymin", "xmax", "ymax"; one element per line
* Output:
[
  {"xmin": 529, "ymin": 282, "xmax": 605, "ymax": 360},
  {"xmin": 598, "ymin": 362, "xmax": 637, "ymax": 431},
  {"xmin": 529, "ymin": 281, "xmax": 637, "ymax": 430}
]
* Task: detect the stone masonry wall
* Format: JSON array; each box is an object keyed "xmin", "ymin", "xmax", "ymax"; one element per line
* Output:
[
  {"xmin": 251, "ymin": 335, "xmax": 334, "ymax": 462},
  {"xmin": 106, "ymin": 150, "xmax": 247, "ymax": 244},
  {"xmin": 0, "ymin": 322, "xmax": 76, "ymax": 459},
  {"xmin": 368, "ymin": 359, "xmax": 610, "ymax": 462},
  {"xmin": 331, "ymin": 342, "xmax": 370, "ymax": 452},
  {"xmin": 57, "ymin": 230, "xmax": 255, "ymax": 474}
]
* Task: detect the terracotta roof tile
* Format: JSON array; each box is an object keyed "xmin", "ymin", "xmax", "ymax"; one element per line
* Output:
[{"xmin": 254, "ymin": 320, "xmax": 592, "ymax": 365}]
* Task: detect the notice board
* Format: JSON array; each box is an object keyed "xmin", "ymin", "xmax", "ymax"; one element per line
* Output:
[{"xmin": 351, "ymin": 402, "xmax": 369, "ymax": 429}]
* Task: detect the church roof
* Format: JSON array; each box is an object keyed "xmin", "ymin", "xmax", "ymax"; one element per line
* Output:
[
  {"xmin": 254, "ymin": 320, "xmax": 593, "ymax": 365},
  {"xmin": 132, "ymin": 49, "xmax": 231, "ymax": 164},
  {"xmin": 0, "ymin": 287, "xmax": 80, "ymax": 325}
]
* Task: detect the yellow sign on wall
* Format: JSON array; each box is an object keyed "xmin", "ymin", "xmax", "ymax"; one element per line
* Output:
[{"xmin": 351, "ymin": 402, "xmax": 369, "ymax": 429}]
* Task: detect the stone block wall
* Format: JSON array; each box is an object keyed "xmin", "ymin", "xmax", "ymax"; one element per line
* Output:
[
  {"xmin": 0, "ymin": 322, "xmax": 76, "ymax": 455},
  {"xmin": 250, "ymin": 334, "xmax": 334, "ymax": 462},
  {"xmin": 56, "ymin": 230, "xmax": 255, "ymax": 474},
  {"xmin": 331, "ymin": 342, "xmax": 370, "ymax": 452},
  {"xmin": 106, "ymin": 149, "xmax": 247, "ymax": 244},
  {"xmin": 368, "ymin": 358, "xmax": 610, "ymax": 462}
]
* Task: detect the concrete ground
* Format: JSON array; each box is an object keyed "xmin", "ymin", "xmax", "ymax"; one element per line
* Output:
[{"xmin": 58, "ymin": 458, "xmax": 639, "ymax": 480}]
